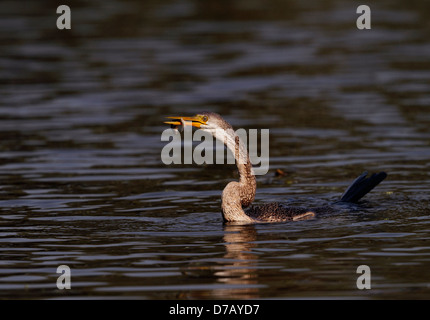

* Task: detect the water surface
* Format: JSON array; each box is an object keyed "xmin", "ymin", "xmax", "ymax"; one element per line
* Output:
[{"xmin": 0, "ymin": 0, "xmax": 429, "ymax": 299}]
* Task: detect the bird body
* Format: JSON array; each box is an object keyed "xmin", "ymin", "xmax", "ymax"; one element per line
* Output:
[{"xmin": 165, "ymin": 112, "xmax": 387, "ymax": 223}]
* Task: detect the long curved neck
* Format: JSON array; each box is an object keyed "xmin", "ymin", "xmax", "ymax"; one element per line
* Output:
[
  {"xmin": 220, "ymin": 133, "xmax": 257, "ymax": 222},
  {"xmin": 237, "ymin": 158, "xmax": 256, "ymax": 208}
]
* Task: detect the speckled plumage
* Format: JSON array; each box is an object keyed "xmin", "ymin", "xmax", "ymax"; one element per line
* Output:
[
  {"xmin": 200, "ymin": 113, "xmax": 319, "ymax": 223},
  {"xmin": 194, "ymin": 112, "xmax": 386, "ymax": 223},
  {"xmin": 246, "ymin": 203, "xmax": 314, "ymax": 222}
]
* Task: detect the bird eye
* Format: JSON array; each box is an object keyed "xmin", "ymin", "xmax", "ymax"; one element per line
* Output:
[{"xmin": 202, "ymin": 116, "xmax": 208, "ymax": 122}]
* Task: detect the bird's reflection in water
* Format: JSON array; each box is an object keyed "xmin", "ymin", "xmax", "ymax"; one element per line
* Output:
[
  {"xmin": 211, "ymin": 223, "xmax": 261, "ymax": 299},
  {"xmin": 178, "ymin": 223, "xmax": 261, "ymax": 299}
]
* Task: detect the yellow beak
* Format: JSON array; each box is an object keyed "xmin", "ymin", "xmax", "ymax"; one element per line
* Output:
[{"xmin": 164, "ymin": 115, "xmax": 207, "ymax": 128}]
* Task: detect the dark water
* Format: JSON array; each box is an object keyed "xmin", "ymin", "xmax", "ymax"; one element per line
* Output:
[{"xmin": 1, "ymin": 0, "xmax": 429, "ymax": 299}]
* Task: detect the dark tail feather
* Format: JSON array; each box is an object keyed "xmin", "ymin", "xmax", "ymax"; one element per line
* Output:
[{"xmin": 340, "ymin": 171, "xmax": 387, "ymax": 203}]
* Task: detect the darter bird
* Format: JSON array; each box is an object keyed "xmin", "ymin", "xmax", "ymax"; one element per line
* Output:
[{"xmin": 165, "ymin": 112, "xmax": 387, "ymax": 223}]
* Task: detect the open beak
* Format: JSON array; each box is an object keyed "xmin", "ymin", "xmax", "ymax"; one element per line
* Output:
[{"xmin": 164, "ymin": 115, "xmax": 207, "ymax": 129}]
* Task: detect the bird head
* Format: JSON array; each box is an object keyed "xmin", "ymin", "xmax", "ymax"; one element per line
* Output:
[
  {"xmin": 165, "ymin": 112, "xmax": 234, "ymax": 138},
  {"xmin": 165, "ymin": 112, "xmax": 250, "ymax": 165},
  {"xmin": 165, "ymin": 112, "xmax": 231, "ymax": 129}
]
